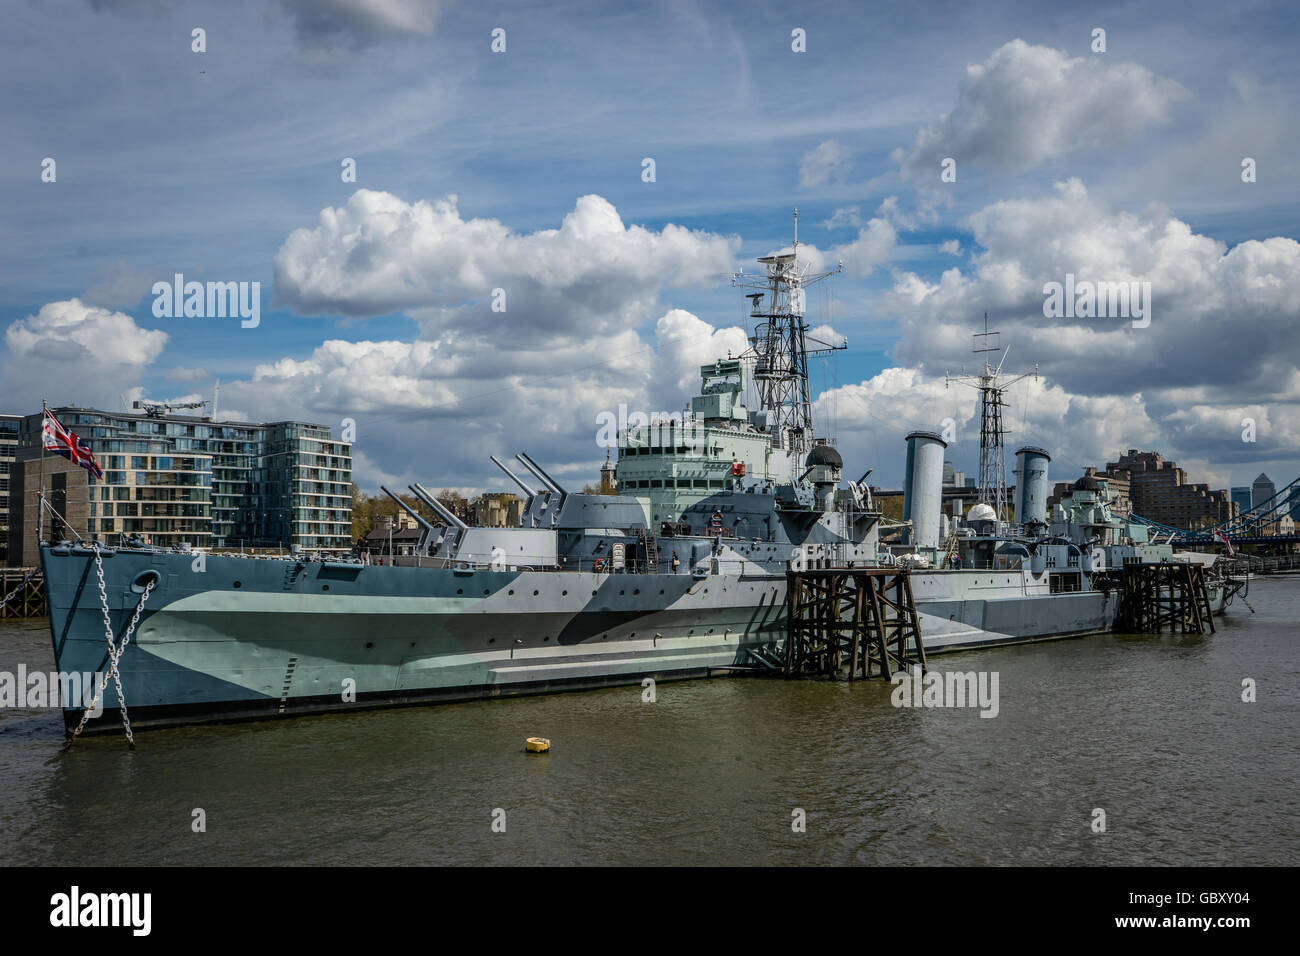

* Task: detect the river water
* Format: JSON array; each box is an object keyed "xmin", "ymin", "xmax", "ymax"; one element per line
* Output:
[{"xmin": 1, "ymin": 577, "xmax": 1296, "ymax": 866}]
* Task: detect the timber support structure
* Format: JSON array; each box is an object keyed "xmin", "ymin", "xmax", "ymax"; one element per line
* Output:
[
  {"xmin": 1117, "ymin": 562, "xmax": 1216, "ymax": 634},
  {"xmin": 0, "ymin": 567, "xmax": 46, "ymax": 619},
  {"xmin": 784, "ymin": 566, "xmax": 925, "ymax": 679}
]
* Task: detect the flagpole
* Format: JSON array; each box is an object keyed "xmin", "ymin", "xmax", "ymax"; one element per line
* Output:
[{"xmin": 38, "ymin": 399, "xmax": 46, "ymax": 550}]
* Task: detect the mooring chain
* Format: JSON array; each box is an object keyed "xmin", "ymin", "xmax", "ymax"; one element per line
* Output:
[
  {"xmin": 0, "ymin": 566, "xmax": 40, "ymax": 611},
  {"xmin": 65, "ymin": 545, "xmax": 154, "ymax": 750}
]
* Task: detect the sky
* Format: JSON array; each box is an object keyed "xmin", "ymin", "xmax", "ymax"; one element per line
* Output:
[{"xmin": 2, "ymin": 0, "xmax": 1298, "ymax": 497}]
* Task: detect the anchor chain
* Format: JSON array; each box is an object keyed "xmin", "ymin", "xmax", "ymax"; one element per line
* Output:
[{"xmin": 65, "ymin": 544, "xmax": 154, "ymax": 750}]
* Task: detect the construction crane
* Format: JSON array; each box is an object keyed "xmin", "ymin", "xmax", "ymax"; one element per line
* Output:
[{"xmin": 133, "ymin": 399, "xmax": 209, "ymax": 419}]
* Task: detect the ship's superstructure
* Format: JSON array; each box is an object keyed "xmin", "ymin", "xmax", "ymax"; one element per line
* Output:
[
  {"xmin": 614, "ymin": 210, "xmax": 847, "ymax": 526},
  {"xmin": 38, "ymin": 217, "xmax": 1234, "ymax": 736}
]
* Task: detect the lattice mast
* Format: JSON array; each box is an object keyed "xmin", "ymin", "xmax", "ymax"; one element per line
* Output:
[
  {"xmin": 945, "ymin": 313, "xmax": 1037, "ymax": 523},
  {"xmin": 731, "ymin": 210, "xmax": 845, "ymax": 459}
]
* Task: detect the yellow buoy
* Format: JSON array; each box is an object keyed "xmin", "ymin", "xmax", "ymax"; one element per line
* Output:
[{"xmin": 525, "ymin": 736, "xmax": 551, "ymax": 753}]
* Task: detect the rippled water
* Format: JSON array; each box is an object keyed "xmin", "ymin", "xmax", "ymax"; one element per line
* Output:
[{"xmin": 2, "ymin": 578, "xmax": 1296, "ymax": 865}]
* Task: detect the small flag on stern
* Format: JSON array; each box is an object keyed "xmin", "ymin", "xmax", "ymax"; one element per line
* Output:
[
  {"xmin": 43, "ymin": 409, "xmax": 103, "ymax": 480},
  {"xmin": 1212, "ymin": 529, "xmax": 1234, "ymax": 556}
]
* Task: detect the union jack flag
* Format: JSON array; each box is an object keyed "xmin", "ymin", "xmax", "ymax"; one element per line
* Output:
[{"xmin": 43, "ymin": 409, "xmax": 103, "ymax": 480}]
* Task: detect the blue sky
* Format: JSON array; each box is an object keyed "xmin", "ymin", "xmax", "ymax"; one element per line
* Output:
[{"xmin": 3, "ymin": 0, "xmax": 1298, "ymax": 495}]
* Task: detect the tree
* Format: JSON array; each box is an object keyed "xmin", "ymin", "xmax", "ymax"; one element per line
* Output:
[
  {"xmin": 877, "ymin": 494, "xmax": 905, "ymax": 522},
  {"xmin": 350, "ymin": 483, "xmax": 371, "ymax": 541}
]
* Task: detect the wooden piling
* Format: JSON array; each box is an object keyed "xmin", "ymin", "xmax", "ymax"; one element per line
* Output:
[
  {"xmin": 1117, "ymin": 562, "xmax": 1215, "ymax": 634},
  {"xmin": 0, "ymin": 567, "xmax": 47, "ymax": 619},
  {"xmin": 784, "ymin": 567, "xmax": 925, "ymax": 679}
]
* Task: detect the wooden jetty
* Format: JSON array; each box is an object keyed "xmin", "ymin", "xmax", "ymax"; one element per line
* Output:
[
  {"xmin": 1116, "ymin": 562, "xmax": 1215, "ymax": 634},
  {"xmin": 784, "ymin": 566, "xmax": 925, "ymax": 679}
]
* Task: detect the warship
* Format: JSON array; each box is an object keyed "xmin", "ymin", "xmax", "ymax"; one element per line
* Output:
[{"xmin": 40, "ymin": 216, "xmax": 1235, "ymax": 735}]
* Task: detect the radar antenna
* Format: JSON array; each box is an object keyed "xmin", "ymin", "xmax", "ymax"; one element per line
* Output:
[
  {"xmin": 945, "ymin": 313, "xmax": 1038, "ymax": 523},
  {"xmin": 731, "ymin": 209, "xmax": 846, "ymax": 459}
]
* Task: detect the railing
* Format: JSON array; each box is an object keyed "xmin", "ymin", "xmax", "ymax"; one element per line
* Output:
[{"xmin": 1218, "ymin": 553, "xmax": 1300, "ymax": 575}]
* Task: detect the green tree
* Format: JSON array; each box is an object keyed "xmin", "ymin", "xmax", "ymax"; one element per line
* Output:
[{"xmin": 350, "ymin": 483, "xmax": 371, "ymax": 541}]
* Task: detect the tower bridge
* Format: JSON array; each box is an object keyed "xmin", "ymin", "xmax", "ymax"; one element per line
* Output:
[{"xmin": 1129, "ymin": 471, "xmax": 1300, "ymax": 546}]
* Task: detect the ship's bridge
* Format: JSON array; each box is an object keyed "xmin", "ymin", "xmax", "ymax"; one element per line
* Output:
[{"xmin": 615, "ymin": 358, "xmax": 798, "ymax": 527}]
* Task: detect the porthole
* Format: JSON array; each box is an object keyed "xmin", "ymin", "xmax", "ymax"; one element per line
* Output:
[
  {"xmin": 321, "ymin": 584, "xmax": 329, "ymax": 591},
  {"xmin": 508, "ymin": 589, "xmax": 515, "ymax": 595},
  {"xmin": 633, "ymin": 588, "xmax": 640, "ymax": 595},
  {"xmin": 365, "ymin": 642, "xmax": 374, "ymax": 649},
  {"xmin": 233, "ymin": 580, "xmax": 242, "ymax": 589},
  {"xmin": 562, "ymin": 590, "xmax": 568, "ymax": 596},
  {"xmin": 457, "ymin": 588, "xmax": 463, "ymax": 595},
  {"xmin": 533, "ymin": 590, "xmax": 539, "ymax": 596}
]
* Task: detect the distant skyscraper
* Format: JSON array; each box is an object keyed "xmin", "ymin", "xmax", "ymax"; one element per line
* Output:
[
  {"xmin": 1252, "ymin": 473, "xmax": 1277, "ymax": 516},
  {"xmin": 1231, "ymin": 486, "xmax": 1252, "ymax": 516}
]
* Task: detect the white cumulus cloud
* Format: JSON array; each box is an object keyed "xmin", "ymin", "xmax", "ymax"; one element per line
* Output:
[
  {"xmin": 895, "ymin": 39, "xmax": 1188, "ymax": 180},
  {"xmin": 273, "ymin": 191, "xmax": 739, "ymax": 343},
  {"xmin": 879, "ymin": 178, "xmax": 1300, "ymax": 468},
  {"xmin": 3, "ymin": 299, "xmax": 168, "ymax": 409},
  {"xmin": 5, "ymin": 298, "xmax": 167, "ymax": 367}
]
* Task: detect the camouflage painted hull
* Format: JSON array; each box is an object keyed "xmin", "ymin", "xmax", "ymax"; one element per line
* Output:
[{"xmin": 44, "ymin": 544, "xmax": 1128, "ymax": 735}]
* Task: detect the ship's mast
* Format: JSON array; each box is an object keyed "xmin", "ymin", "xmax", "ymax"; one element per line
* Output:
[
  {"xmin": 946, "ymin": 313, "xmax": 1037, "ymax": 523},
  {"xmin": 732, "ymin": 210, "xmax": 845, "ymax": 459}
]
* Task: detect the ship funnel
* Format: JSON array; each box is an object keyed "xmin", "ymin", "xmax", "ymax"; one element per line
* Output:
[
  {"xmin": 903, "ymin": 430, "xmax": 947, "ymax": 550},
  {"xmin": 1014, "ymin": 446, "xmax": 1052, "ymax": 527}
]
